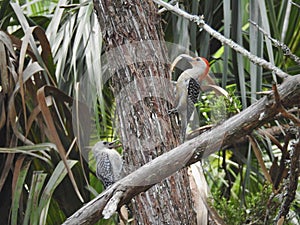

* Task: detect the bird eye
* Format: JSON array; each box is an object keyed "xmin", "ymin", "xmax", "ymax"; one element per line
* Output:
[
  {"xmin": 196, "ymin": 57, "xmax": 201, "ymax": 61},
  {"xmin": 102, "ymin": 141, "xmax": 108, "ymax": 145}
]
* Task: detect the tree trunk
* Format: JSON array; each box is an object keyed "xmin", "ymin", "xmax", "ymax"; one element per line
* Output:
[{"xmin": 93, "ymin": 0, "xmax": 197, "ymax": 224}]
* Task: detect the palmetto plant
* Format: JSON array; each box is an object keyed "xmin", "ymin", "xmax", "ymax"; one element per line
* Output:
[
  {"xmin": 161, "ymin": 1, "xmax": 299, "ymax": 224},
  {"xmin": 0, "ymin": 0, "xmax": 112, "ymax": 224},
  {"xmin": 162, "ymin": 0, "xmax": 300, "ymax": 223},
  {"xmin": 0, "ymin": 0, "xmax": 299, "ymax": 224}
]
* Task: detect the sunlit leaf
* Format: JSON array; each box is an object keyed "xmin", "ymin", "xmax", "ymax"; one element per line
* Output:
[
  {"xmin": 23, "ymin": 171, "xmax": 47, "ymax": 225},
  {"xmin": 37, "ymin": 160, "xmax": 77, "ymax": 225},
  {"xmin": 11, "ymin": 158, "xmax": 31, "ymax": 225}
]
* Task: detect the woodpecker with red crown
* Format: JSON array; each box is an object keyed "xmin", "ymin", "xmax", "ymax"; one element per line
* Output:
[{"xmin": 168, "ymin": 54, "xmax": 211, "ymax": 143}]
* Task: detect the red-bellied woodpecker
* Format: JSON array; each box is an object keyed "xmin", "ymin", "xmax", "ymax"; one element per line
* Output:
[
  {"xmin": 169, "ymin": 55, "xmax": 210, "ymax": 142},
  {"xmin": 92, "ymin": 140, "xmax": 123, "ymax": 189}
]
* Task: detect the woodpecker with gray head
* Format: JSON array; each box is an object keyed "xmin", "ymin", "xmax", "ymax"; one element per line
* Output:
[
  {"xmin": 168, "ymin": 55, "xmax": 211, "ymax": 142},
  {"xmin": 92, "ymin": 140, "xmax": 123, "ymax": 189}
]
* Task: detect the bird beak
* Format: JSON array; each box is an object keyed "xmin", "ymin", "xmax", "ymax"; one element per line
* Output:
[
  {"xmin": 170, "ymin": 54, "xmax": 194, "ymax": 73},
  {"xmin": 181, "ymin": 55, "xmax": 194, "ymax": 63},
  {"xmin": 108, "ymin": 140, "xmax": 122, "ymax": 149}
]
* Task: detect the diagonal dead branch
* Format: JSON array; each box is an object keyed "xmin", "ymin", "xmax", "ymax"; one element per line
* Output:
[
  {"xmin": 249, "ymin": 20, "xmax": 300, "ymax": 66},
  {"xmin": 63, "ymin": 75, "xmax": 300, "ymax": 225},
  {"xmin": 152, "ymin": 0, "xmax": 290, "ymax": 79}
]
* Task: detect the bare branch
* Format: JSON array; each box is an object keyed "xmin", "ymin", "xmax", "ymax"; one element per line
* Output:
[
  {"xmin": 249, "ymin": 20, "xmax": 300, "ymax": 66},
  {"xmin": 291, "ymin": 1, "xmax": 300, "ymax": 9},
  {"xmin": 152, "ymin": 0, "xmax": 290, "ymax": 79},
  {"xmin": 63, "ymin": 75, "xmax": 300, "ymax": 225}
]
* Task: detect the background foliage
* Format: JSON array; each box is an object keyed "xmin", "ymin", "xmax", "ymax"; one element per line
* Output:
[{"xmin": 0, "ymin": 0, "xmax": 299, "ymax": 224}]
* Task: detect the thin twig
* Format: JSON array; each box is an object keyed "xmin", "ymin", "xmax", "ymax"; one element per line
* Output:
[
  {"xmin": 158, "ymin": 0, "xmax": 177, "ymax": 14},
  {"xmin": 272, "ymin": 83, "xmax": 300, "ymax": 126},
  {"xmin": 249, "ymin": 20, "xmax": 300, "ymax": 66},
  {"xmin": 291, "ymin": 1, "xmax": 300, "ymax": 9},
  {"xmin": 63, "ymin": 75, "xmax": 300, "ymax": 224},
  {"xmin": 152, "ymin": 0, "xmax": 290, "ymax": 79}
]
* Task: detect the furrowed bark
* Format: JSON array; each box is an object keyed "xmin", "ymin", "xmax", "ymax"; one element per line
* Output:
[
  {"xmin": 92, "ymin": 0, "xmax": 197, "ymax": 224},
  {"xmin": 64, "ymin": 75, "xmax": 300, "ymax": 225}
]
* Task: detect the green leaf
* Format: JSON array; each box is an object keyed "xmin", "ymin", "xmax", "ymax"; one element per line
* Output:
[
  {"xmin": 0, "ymin": 143, "xmax": 56, "ymax": 165},
  {"xmin": 222, "ymin": 0, "xmax": 230, "ymax": 88},
  {"xmin": 37, "ymin": 160, "xmax": 77, "ymax": 225},
  {"xmin": 11, "ymin": 159, "xmax": 31, "ymax": 225},
  {"xmin": 23, "ymin": 171, "xmax": 47, "ymax": 225}
]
